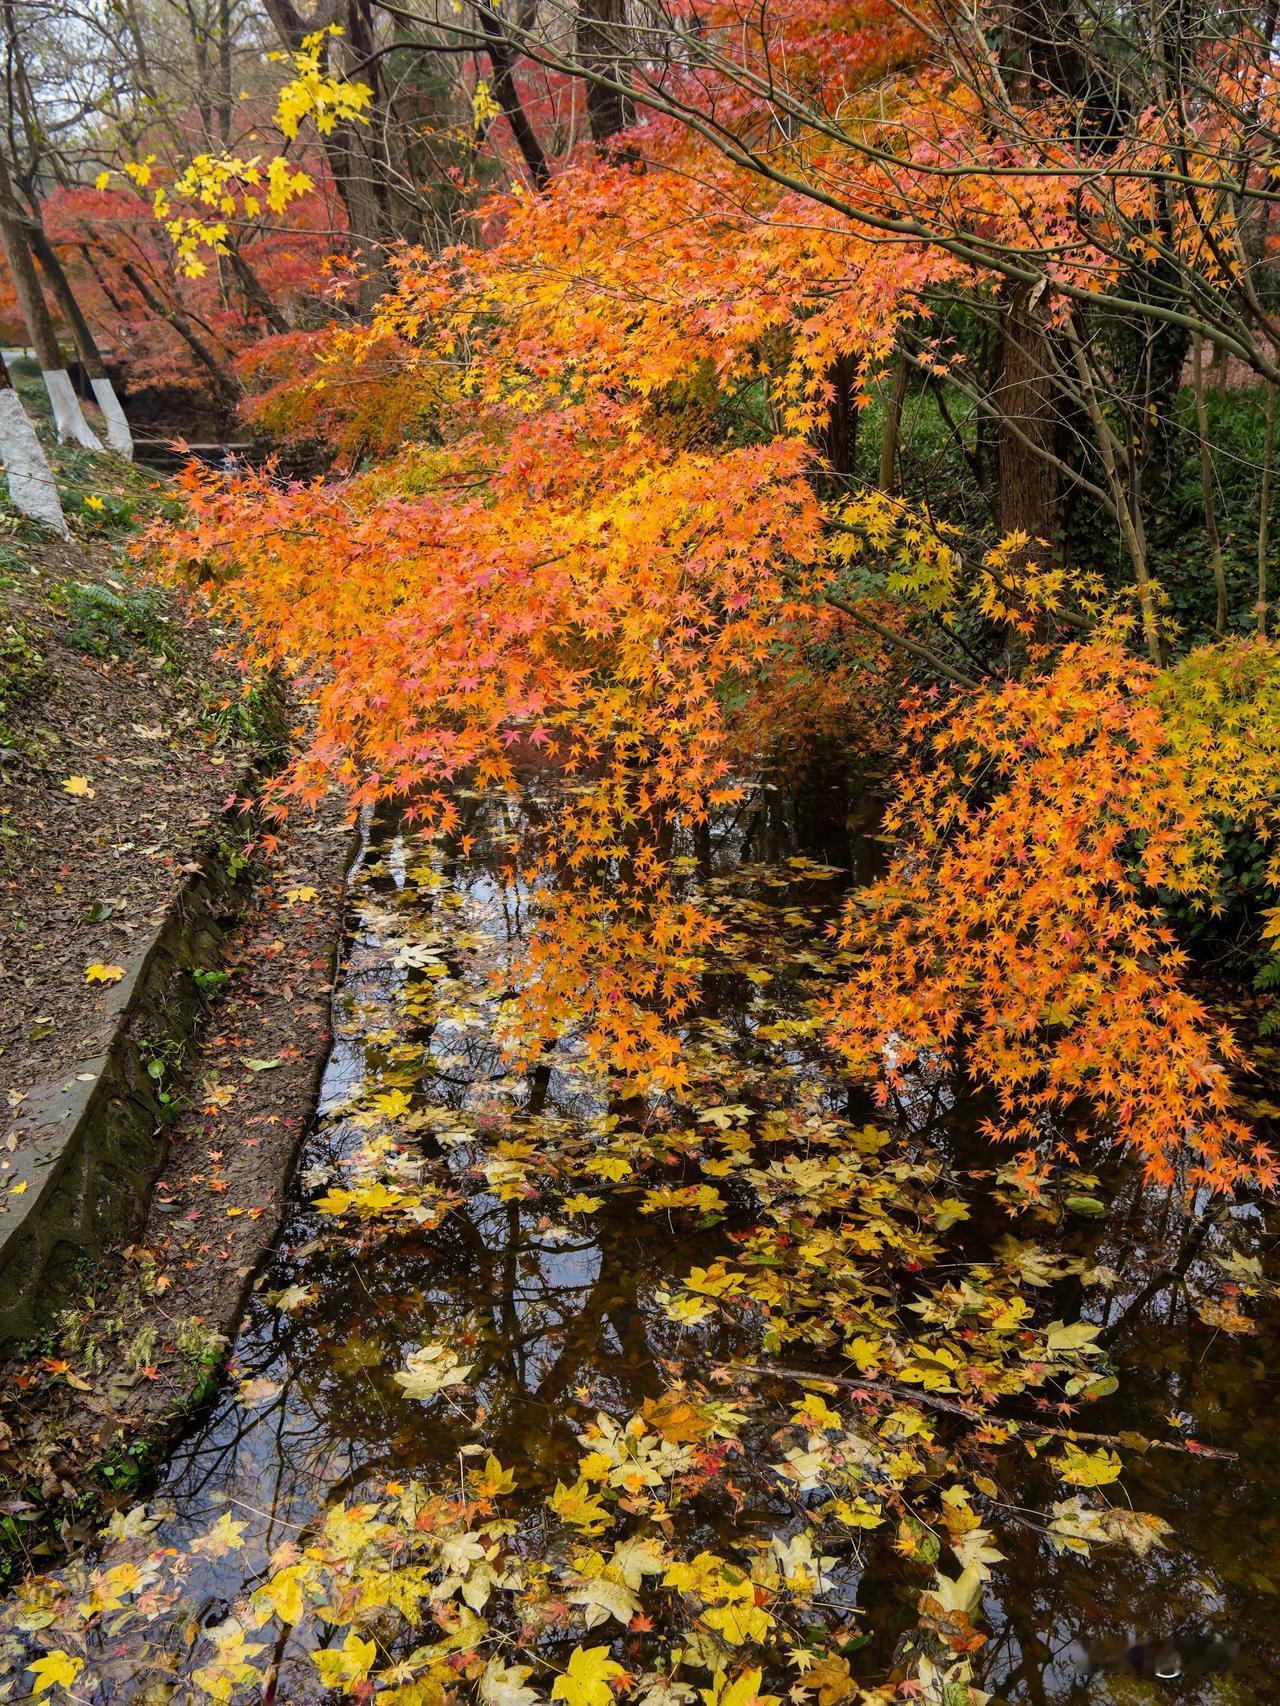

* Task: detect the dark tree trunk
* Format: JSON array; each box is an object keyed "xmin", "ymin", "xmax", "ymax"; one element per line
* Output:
[
  {"xmin": 477, "ymin": 6, "xmax": 551, "ymax": 189},
  {"xmin": 990, "ymin": 0, "xmax": 1098, "ymax": 557},
  {"xmin": 995, "ymin": 283, "xmax": 1060, "ymax": 552},
  {"xmin": 217, "ymin": 0, "xmax": 233, "ymax": 144},
  {"xmin": 227, "ymin": 246, "xmax": 292, "ymax": 334},
  {"xmin": 817, "ymin": 352, "xmax": 858, "ymax": 480},
  {"xmin": 27, "ymin": 223, "xmax": 106, "ymax": 378},
  {"xmin": 0, "ymin": 152, "xmax": 62, "ymax": 372},
  {"xmin": 576, "ymin": 0, "xmax": 632, "ymax": 144}
]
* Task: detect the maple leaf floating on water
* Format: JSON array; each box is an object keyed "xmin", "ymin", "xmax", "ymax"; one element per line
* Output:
[
  {"xmin": 190, "ymin": 1510, "xmax": 248, "ymax": 1558},
  {"xmin": 1056, "ymin": 1443, "xmax": 1124, "ymax": 1488},
  {"xmin": 480, "ymin": 1658, "xmax": 542, "ymax": 1706},
  {"xmin": 699, "ymin": 1668, "xmax": 781, "ymax": 1706},
  {"xmin": 98, "ymin": 1503, "xmax": 163, "ymax": 1544},
  {"xmin": 27, "ymin": 1650, "xmax": 83, "ymax": 1695},
  {"xmin": 394, "ymin": 1341, "xmax": 474, "ymax": 1399},
  {"xmin": 236, "ymin": 1374, "xmax": 282, "ymax": 1409},
  {"xmin": 270, "ymin": 1282, "xmax": 317, "ymax": 1313},
  {"xmin": 552, "ymin": 1644, "xmax": 628, "ymax": 1706},
  {"xmin": 313, "ymin": 1631, "xmax": 377, "ymax": 1691}
]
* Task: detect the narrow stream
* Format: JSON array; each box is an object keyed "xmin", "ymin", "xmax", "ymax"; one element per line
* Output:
[{"xmin": 2, "ymin": 781, "xmax": 1278, "ymax": 1702}]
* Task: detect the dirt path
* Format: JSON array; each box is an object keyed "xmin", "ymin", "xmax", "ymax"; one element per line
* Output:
[
  {"xmin": 0, "ymin": 785, "xmax": 355, "ymax": 1563},
  {"xmin": 0, "ymin": 523, "xmax": 358, "ymax": 1567},
  {"xmin": 1, "ymin": 530, "xmax": 270, "ymax": 1105}
]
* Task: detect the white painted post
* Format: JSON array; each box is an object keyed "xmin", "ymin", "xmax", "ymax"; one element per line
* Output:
[
  {"xmin": 42, "ymin": 368, "xmax": 103, "ymax": 451},
  {"xmin": 0, "ymin": 386, "xmax": 68, "ymax": 534},
  {"xmin": 90, "ymin": 375, "xmax": 133, "ymax": 459}
]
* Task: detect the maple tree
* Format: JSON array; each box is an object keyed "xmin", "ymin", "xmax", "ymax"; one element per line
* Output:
[
  {"xmin": 2, "ymin": 0, "xmax": 1280, "ymax": 1694},
  {"xmin": 82, "ymin": 0, "xmax": 1272, "ymax": 1277},
  {"xmin": 149, "ymin": 70, "xmax": 1280, "ymax": 1187},
  {"xmin": 827, "ymin": 635, "xmax": 1280, "ymax": 1195}
]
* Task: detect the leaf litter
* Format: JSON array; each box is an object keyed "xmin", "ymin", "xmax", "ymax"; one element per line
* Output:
[{"xmin": 1, "ymin": 791, "xmax": 1275, "ymax": 1704}]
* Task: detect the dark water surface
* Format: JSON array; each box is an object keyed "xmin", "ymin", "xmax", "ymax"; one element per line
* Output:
[{"xmin": 4, "ymin": 783, "xmax": 1279, "ymax": 1702}]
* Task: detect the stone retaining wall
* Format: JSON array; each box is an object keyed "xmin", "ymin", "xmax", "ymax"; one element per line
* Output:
[{"xmin": 0, "ymin": 800, "xmax": 250, "ymax": 1345}]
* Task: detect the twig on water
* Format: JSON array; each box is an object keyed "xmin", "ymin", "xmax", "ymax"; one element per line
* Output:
[{"xmin": 706, "ymin": 1359, "xmax": 1239, "ymax": 1462}]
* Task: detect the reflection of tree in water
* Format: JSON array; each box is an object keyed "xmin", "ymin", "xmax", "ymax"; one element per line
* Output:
[
  {"xmin": 967, "ymin": 1176, "xmax": 1280, "ymax": 1706},
  {"xmin": 155, "ymin": 791, "xmax": 778, "ymax": 1587},
  {"xmin": 23, "ymin": 781, "xmax": 1280, "ymax": 1703}
]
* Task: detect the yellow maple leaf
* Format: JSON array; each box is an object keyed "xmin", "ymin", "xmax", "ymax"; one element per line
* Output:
[
  {"xmin": 551, "ymin": 1644, "xmax": 626, "ymax": 1706},
  {"xmin": 704, "ymin": 1598, "xmax": 773, "ymax": 1644},
  {"xmin": 191, "ymin": 1511, "xmax": 248, "ymax": 1558},
  {"xmin": 472, "ymin": 1453, "xmax": 517, "ymax": 1497},
  {"xmin": 85, "ymin": 962, "xmax": 125, "ymax": 985},
  {"xmin": 312, "ymin": 1631, "xmax": 376, "ymax": 1690},
  {"xmin": 1057, "ymin": 1443, "xmax": 1123, "ymax": 1487},
  {"xmin": 699, "ymin": 1669, "xmax": 780, "ymax": 1706},
  {"xmin": 584, "ymin": 1154, "xmax": 632, "ymax": 1182},
  {"xmin": 28, "ymin": 1650, "xmax": 84, "ymax": 1694},
  {"xmin": 62, "ymin": 775, "xmax": 94, "ymax": 797},
  {"xmin": 549, "ymin": 1478, "xmax": 611, "ymax": 1533},
  {"xmin": 257, "ymin": 1562, "xmax": 308, "ymax": 1624}
]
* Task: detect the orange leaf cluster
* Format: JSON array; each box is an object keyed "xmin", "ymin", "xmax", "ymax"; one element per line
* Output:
[{"xmin": 826, "ymin": 640, "xmax": 1276, "ymax": 1192}]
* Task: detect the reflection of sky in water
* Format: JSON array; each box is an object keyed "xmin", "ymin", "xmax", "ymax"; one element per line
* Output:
[
  {"xmin": 963, "ymin": 1169, "xmax": 1280, "ymax": 1706},
  {"xmin": 148, "ymin": 805, "xmax": 760, "ymax": 1623},
  {"xmin": 12, "ymin": 785, "xmax": 1280, "ymax": 1704}
]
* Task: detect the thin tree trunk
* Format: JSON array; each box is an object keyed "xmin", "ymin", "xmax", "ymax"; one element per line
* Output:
[
  {"xmin": 878, "ymin": 353, "xmax": 908, "ymax": 493},
  {"xmin": 183, "ymin": 0, "xmax": 213, "ymax": 142},
  {"xmin": 217, "ymin": 0, "xmax": 233, "ymax": 145},
  {"xmin": 0, "ymin": 151, "xmax": 101, "ymax": 449},
  {"xmin": 26, "ymin": 227, "xmax": 104, "ymax": 379},
  {"xmin": 1066, "ymin": 317, "xmax": 1163, "ymax": 664},
  {"xmin": 1212, "ymin": 341, "xmax": 1229, "ymax": 398},
  {"xmin": 227, "ymin": 246, "xmax": 291, "ymax": 334},
  {"xmin": 1191, "ymin": 335, "xmax": 1228, "ymax": 635},
  {"xmin": 1260, "ymin": 381, "xmax": 1276, "ymax": 637},
  {"xmin": 476, "ymin": 6, "xmax": 550, "ymax": 190}
]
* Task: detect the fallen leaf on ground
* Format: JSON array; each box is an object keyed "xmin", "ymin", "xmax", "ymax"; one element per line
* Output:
[{"xmin": 85, "ymin": 962, "xmax": 126, "ymax": 984}]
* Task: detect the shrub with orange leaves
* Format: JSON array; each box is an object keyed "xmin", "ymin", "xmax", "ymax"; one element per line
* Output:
[
  {"xmin": 234, "ymin": 327, "xmax": 442, "ymax": 461},
  {"xmin": 826, "ymin": 638, "xmax": 1277, "ymax": 1193}
]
